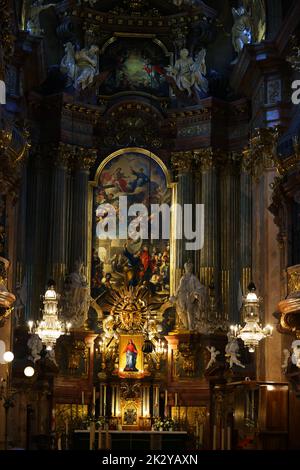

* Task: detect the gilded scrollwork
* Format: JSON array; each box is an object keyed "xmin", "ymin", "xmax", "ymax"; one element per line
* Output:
[
  {"xmin": 0, "ymin": 257, "xmax": 16, "ymax": 326},
  {"xmin": 242, "ymin": 127, "xmax": 281, "ymax": 178}
]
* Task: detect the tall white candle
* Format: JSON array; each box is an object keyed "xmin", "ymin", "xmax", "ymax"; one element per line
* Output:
[
  {"xmin": 213, "ymin": 424, "xmax": 217, "ymax": 450},
  {"xmin": 103, "ymin": 385, "xmax": 107, "ymax": 416},
  {"xmin": 227, "ymin": 426, "xmax": 231, "ymax": 450},
  {"xmin": 164, "ymin": 390, "xmax": 168, "ymax": 417},
  {"xmin": 221, "ymin": 428, "xmax": 225, "ymax": 450},
  {"xmin": 199, "ymin": 424, "xmax": 203, "ymax": 445}
]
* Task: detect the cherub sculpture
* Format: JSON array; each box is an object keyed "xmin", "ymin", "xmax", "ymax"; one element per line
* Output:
[
  {"xmin": 225, "ymin": 334, "xmax": 245, "ymax": 369},
  {"xmin": 291, "ymin": 340, "xmax": 300, "ymax": 368},
  {"xmin": 166, "ymin": 48, "xmax": 208, "ymax": 97},
  {"xmin": 231, "ymin": 7, "xmax": 252, "ymax": 57},
  {"xmin": 206, "ymin": 346, "xmax": 220, "ymax": 369},
  {"xmin": 60, "ymin": 43, "xmax": 99, "ymax": 91},
  {"xmin": 27, "ymin": 0, "xmax": 56, "ymax": 36},
  {"xmin": 27, "ymin": 334, "xmax": 43, "ymax": 363}
]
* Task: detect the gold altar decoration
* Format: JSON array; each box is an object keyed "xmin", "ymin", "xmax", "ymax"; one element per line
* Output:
[
  {"xmin": 104, "ymin": 285, "xmax": 158, "ymax": 332},
  {"xmin": 122, "ymin": 399, "xmax": 141, "ymax": 429},
  {"xmin": 0, "ymin": 257, "xmax": 16, "ymax": 325},
  {"xmin": 0, "ymin": 125, "xmax": 30, "ymax": 199},
  {"xmin": 171, "ymin": 406, "xmax": 207, "ymax": 430},
  {"xmin": 55, "ymin": 404, "xmax": 88, "ymax": 433},
  {"xmin": 278, "ymin": 265, "xmax": 300, "ymax": 338},
  {"xmin": 242, "ymin": 127, "xmax": 281, "ymax": 179}
]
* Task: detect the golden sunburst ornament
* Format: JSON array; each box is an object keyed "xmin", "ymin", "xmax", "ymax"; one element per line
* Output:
[{"xmin": 109, "ymin": 286, "xmax": 149, "ymax": 331}]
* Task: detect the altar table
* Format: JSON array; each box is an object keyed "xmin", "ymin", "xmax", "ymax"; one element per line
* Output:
[{"xmin": 73, "ymin": 430, "xmax": 189, "ymax": 451}]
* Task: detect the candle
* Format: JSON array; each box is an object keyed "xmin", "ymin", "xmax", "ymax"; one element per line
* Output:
[
  {"xmin": 155, "ymin": 386, "xmax": 158, "ymax": 406},
  {"xmin": 174, "ymin": 393, "xmax": 178, "ymax": 407},
  {"xmin": 199, "ymin": 423, "xmax": 203, "ymax": 446},
  {"xmin": 98, "ymin": 426, "xmax": 102, "ymax": 450},
  {"xmin": 65, "ymin": 419, "xmax": 69, "ymax": 435},
  {"xmin": 164, "ymin": 390, "xmax": 168, "ymax": 417},
  {"xmin": 213, "ymin": 424, "xmax": 217, "ymax": 450},
  {"xmin": 81, "ymin": 391, "xmax": 85, "ymax": 406},
  {"xmin": 227, "ymin": 426, "xmax": 231, "ymax": 450},
  {"xmin": 89, "ymin": 421, "xmax": 95, "ymax": 450},
  {"xmin": 99, "ymin": 385, "xmax": 102, "ymax": 416},
  {"xmin": 93, "ymin": 387, "xmax": 96, "ymax": 406},
  {"xmin": 221, "ymin": 428, "xmax": 225, "ymax": 450},
  {"xmin": 111, "ymin": 386, "xmax": 115, "ymax": 417},
  {"xmin": 103, "ymin": 385, "xmax": 107, "ymax": 416}
]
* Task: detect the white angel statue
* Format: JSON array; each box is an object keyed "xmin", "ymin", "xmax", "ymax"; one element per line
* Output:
[
  {"xmin": 166, "ymin": 48, "xmax": 208, "ymax": 97},
  {"xmin": 60, "ymin": 43, "xmax": 99, "ymax": 91},
  {"xmin": 192, "ymin": 49, "xmax": 209, "ymax": 96},
  {"xmin": 231, "ymin": 6, "xmax": 252, "ymax": 56},
  {"xmin": 225, "ymin": 334, "xmax": 245, "ymax": 369},
  {"xmin": 27, "ymin": 334, "xmax": 43, "ymax": 363},
  {"xmin": 206, "ymin": 346, "xmax": 220, "ymax": 369},
  {"xmin": 27, "ymin": 0, "xmax": 56, "ymax": 36},
  {"xmin": 170, "ymin": 261, "xmax": 208, "ymax": 331},
  {"xmin": 60, "ymin": 42, "xmax": 77, "ymax": 87},
  {"xmin": 75, "ymin": 45, "xmax": 99, "ymax": 90},
  {"xmin": 291, "ymin": 340, "xmax": 300, "ymax": 368}
]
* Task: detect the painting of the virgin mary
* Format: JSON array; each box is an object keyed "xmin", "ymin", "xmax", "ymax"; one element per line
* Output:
[{"xmin": 123, "ymin": 339, "xmax": 138, "ymax": 372}]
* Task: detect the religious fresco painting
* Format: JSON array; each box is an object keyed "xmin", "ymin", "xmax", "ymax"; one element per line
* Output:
[
  {"xmin": 91, "ymin": 150, "xmax": 171, "ymax": 303},
  {"xmin": 99, "ymin": 38, "xmax": 170, "ymax": 97}
]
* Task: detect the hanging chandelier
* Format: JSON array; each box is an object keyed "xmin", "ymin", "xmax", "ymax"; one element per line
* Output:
[
  {"xmin": 230, "ymin": 282, "xmax": 273, "ymax": 352},
  {"xmin": 28, "ymin": 281, "xmax": 71, "ymax": 350}
]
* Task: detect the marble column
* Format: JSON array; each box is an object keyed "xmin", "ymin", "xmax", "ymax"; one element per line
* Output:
[
  {"xmin": 171, "ymin": 152, "xmax": 195, "ymax": 291},
  {"xmin": 71, "ymin": 149, "xmax": 96, "ymax": 275},
  {"xmin": 47, "ymin": 144, "xmax": 70, "ymax": 289}
]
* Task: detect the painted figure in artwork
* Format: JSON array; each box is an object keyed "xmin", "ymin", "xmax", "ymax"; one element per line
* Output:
[{"xmin": 123, "ymin": 339, "xmax": 138, "ymax": 372}]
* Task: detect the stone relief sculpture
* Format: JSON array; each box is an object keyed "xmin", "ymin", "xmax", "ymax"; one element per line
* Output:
[
  {"xmin": 61, "ymin": 260, "xmax": 90, "ymax": 328},
  {"xmin": 27, "ymin": 0, "xmax": 55, "ymax": 36},
  {"xmin": 225, "ymin": 333, "xmax": 245, "ymax": 368},
  {"xmin": 206, "ymin": 346, "xmax": 220, "ymax": 369},
  {"xmin": 27, "ymin": 334, "xmax": 43, "ymax": 363},
  {"xmin": 60, "ymin": 43, "xmax": 99, "ymax": 90},
  {"xmin": 231, "ymin": 7, "xmax": 252, "ymax": 60},
  {"xmin": 166, "ymin": 48, "xmax": 208, "ymax": 97},
  {"xmin": 170, "ymin": 261, "xmax": 208, "ymax": 332},
  {"xmin": 291, "ymin": 340, "xmax": 300, "ymax": 368}
]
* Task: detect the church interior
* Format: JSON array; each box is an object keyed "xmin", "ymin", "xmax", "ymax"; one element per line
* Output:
[{"xmin": 1, "ymin": 0, "xmax": 300, "ymax": 452}]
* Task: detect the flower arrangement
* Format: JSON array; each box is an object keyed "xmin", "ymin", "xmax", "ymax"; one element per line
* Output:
[
  {"xmin": 95, "ymin": 417, "xmax": 107, "ymax": 430},
  {"xmin": 152, "ymin": 417, "xmax": 175, "ymax": 431},
  {"xmin": 162, "ymin": 418, "xmax": 175, "ymax": 431}
]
